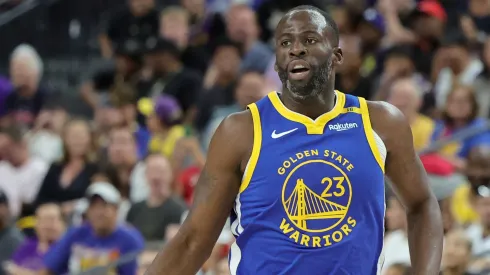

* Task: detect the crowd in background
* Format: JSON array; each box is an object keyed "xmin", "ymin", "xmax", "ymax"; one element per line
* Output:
[{"xmin": 0, "ymin": 0, "xmax": 490, "ymax": 274}]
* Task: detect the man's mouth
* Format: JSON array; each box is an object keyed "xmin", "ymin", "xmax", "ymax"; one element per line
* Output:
[{"xmin": 288, "ymin": 60, "xmax": 311, "ymax": 81}]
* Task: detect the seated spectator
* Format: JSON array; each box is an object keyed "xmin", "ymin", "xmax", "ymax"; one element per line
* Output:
[
  {"xmin": 452, "ymin": 145, "xmax": 490, "ymax": 226},
  {"xmin": 382, "ymin": 196, "xmax": 410, "ymax": 273},
  {"xmin": 26, "ymin": 106, "xmax": 67, "ymax": 164},
  {"xmin": 6, "ymin": 44, "xmax": 48, "ymax": 129},
  {"xmin": 0, "ymin": 190, "xmax": 24, "ymax": 275},
  {"xmin": 140, "ymin": 37, "xmax": 202, "ymax": 120},
  {"xmin": 34, "ymin": 119, "xmax": 97, "ymax": 217},
  {"xmin": 106, "ymin": 126, "xmax": 148, "ymax": 203},
  {"xmin": 226, "ymin": 4, "xmax": 272, "ymax": 73},
  {"xmin": 126, "ymin": 154, "xmax": 187, "ymax": 241},
  {"xmin": 473, "ymin": 38, "xmax": 490, "ymax": 118},
  {"xmin": 159, "ymin": 6, "xmax": 210, "ymax": 74},
  {"xmin": 138, "ymin": 95, "xmax": 185, "ymax": 160},
  {"xmin": 466, "ymin": 184, "xmax": 490, "ymax": 271},
  {"xmin": 0, "ymin": 125, "xmax": 48, "ymax": 218},
  {"xmin": 386, "ymin": 77, "xmax": 435, "ymax": 151},
  {"xmin": 431, "ymin": 85, "xmax": 490, "ymax": 170},
  {"xmin": 42, "ymin": 182, "xmax": 144, "ymax": 275},
  {"xmin": 441, "ymin": 229, "xmax": 472, "ymax": 275},
  {"xmin": 7, "ymin": 203, "xmax": 64, "ymax": 273}
]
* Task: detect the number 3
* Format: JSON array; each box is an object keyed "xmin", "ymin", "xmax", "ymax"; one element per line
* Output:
[{"xmin": 320, "ymin": 177, "xmax": 345, "ymax": 198}]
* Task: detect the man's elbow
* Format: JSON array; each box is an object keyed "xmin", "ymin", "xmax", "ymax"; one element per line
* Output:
[{"xmin": 406, "ymin": 192, "xmax": 439, "ymax": 215}]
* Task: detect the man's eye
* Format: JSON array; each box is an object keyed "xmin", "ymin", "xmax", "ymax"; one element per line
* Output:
[
  {"xmin": 306, "ymin": 38, "xmax": 317, "ymax": 44},
  {"xmin": 281, "ymin": 41, "xmax": 291, "ymax": 47}
]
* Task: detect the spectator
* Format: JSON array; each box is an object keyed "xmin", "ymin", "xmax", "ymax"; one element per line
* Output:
[
  {"xmin": 0, "ymin": 190, "xmax": 23, "ymax": 275},
  {"xmin": 441, "ymin": 229, "xmax": 472, "ymax": 275},
  {"xmin": 195, "ymin": 37, "xmax": 242, "ymax": 131},
  {"xmin": 452, "ymin": 145, "xmax": 490, "ymax": 226},
  {"xmin": 26, "ymin": 106, "xmax": 67, "ymax": 164},
  {"xmin": 141, "ymin": 37, "xmax": 202, "ymax": 119},
  {"xmin": 126, "ymin": 154, "xmax": 187, "ymax": 241},
  {"xmin": 473, "ymin": 38, "xmax": 490, "ymax": 118},
  {"xmin": 99, "ymin": 0, "xmax": 159, "ymax": 58},
  {"xmin": 7, "ymin": 203, "xmax": 64, "ymax": 273},
  {"xmin": 434, "ymin": 32, "xmax": 483, "ymax": 109},
  {"xmin": 106, "ymin": 126, "xmax": 148, "ymax": 202},
  {"xmin": 0, "ymin": 125, "xmax": 48, "ymax": 218},
  {"xmin": 34, "ymin": 119, "xmax": 97, "ymax": 216},
  {"xmin": 42, "ymin": 182, "xmax": 144, "ymax": 275},
  {"xmin": 225, "ymin": 4, "xmax": 272, "ymax": 73},
  {"xmin": 159, "ymin": 6, "xmax": 210, "ymax": 74},
  {"xmin": 137, "ymin": 95, "xmax": 185, "ymax": 160},
  {"xmin": 6, "ymin": 44, "xmax": 47, "ymax": 130},
  {"xmin": 466, "ymin": 184, "xmax": 490, "ymax": 264},
  {"xmin": 431, "ymin": 85, "xmax": 490, "ymax": 170},
  {"xmin": 387, "ymin": 77, "xmax": 435, "ymax": 151},
  {"xmin": 382, "ymin": 196, "xmax": 410, "ymax": 273}
]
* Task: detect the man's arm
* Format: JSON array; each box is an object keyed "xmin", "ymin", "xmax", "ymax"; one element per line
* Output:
[
  {"xmin": 145, "ymin": 111, "xmax": 253, "ymax": 275},
  {"xmin": 369, "ymin": 101, "xmax": 443, "ymax": 274}
]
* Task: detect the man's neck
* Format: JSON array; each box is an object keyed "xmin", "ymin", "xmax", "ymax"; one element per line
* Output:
[
  {"xmin": 147, "ymin": 194, "xmax": 170, "ymax": 207},
  {"xmin": 10, "ymin": 152, "xmax": 29, "ymax": 167},
  {"xmin": 281, "ymin": 84, "xmax": 336, "ymax": 119}
]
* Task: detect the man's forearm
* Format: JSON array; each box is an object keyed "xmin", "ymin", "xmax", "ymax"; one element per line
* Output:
[
  {"xmin": 145, "ymin": 232, "xmax": 212, "ymax": 275},
  {"xmin": 406, "ymin": 195, "xmax": 443, "ymax": 275}
]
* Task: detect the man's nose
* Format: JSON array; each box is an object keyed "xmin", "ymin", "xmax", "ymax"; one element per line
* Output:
[{"xmin": 289, "ymin": 41, "xmax": 307, "ymax": 57}]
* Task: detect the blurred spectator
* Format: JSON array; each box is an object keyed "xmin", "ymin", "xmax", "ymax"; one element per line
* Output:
[
  {"xmin": 382, "ymin": 196, "xmax": 410, "ymax": 273},
  {"xmin": 159, "ymin": 6, "xmax": 210, "ymax": 74},
  {"xmin": 6, "ymin": 44, "xmax": 47, "ymax": 130},
  {"xmin": 452, "ymin": 145, "xmax": 490, "ymax": 226},
  {"xmin": 195, "ymin": 37, "xmax": 242, "ymax": 131},
  {"xmin": 0, "ymin": 190, "xmax": 23, "ymax": 275},
  {"xmin": 126, "ymin": 154, "xmax": 187, "ymax": 241},
  {"xmin": 201, "ymin": 70, "xmax": 267, "ymax": 150},
  {"xmin": 431, "ymin": 85, "xmax": 490, "ymax": 170},
  {"xmin": 387, "ymin": 77, "xmax": 435, "ymax": 151},
  {"xmin": 357, "ymin": 8, "xmax": 385, "ymax": 77},
  {"xmin": 473, "ymin": 38, "xmax": 490, "ymax": 118},
  {"xmin": 106, "ymin": 126, "xmax": 148, "ymax": 202},
  {"xmin": 434, "ymin": 32, "xmax": 483, "ymax": 109},
  {"xmin": 80, "ymin": 42, "xmax": 143, "ymax": 110},
  {"xmin": 0, "ymin": 126, "xmax": 48, "ymax": 218},
  {"xmin": 176, "ymin": 165, "xmax": 200, "ymax": 205},
  {"xmin": 99, "ymin": 0, "xmax": 159, "ymax": 58},
  {"xmin": 225, "ymin": 4, "xmax": 272, "ymax": 73},
  {"xmin": 467, "ymin": 183, "xmax": 490, "ymax": 265},
  {"xmin": 441, "ymin": 229, "xmax": 472, "ymax": 275},
  {"xmin": 141, "ymin": 37, "xmax": 202, "ymax": 119},
  {"xmin": 33, "ymin": 119, "xmax": 97, "ymax": 217},
  {"xmin": 0, "ymin": 76, "xmax": 12, "ymax": 122},
  {"xmin": 137, "ymin": 95, "xmax": 185, "ymax": 160},
  {"xmin": 7, "ymin": 203, "xmax": 64, "ymax": 273},
  {"xmin": 42, "ymin": 182, "xmax": 144, "ymax": 275},
  {"xmin": 26, "ymin": 107, "xmax": 67, "ymax": 164}
]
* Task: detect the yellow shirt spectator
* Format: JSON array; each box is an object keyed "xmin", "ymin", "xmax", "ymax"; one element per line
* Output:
[
  {"xmin": 410, "ymin": 114, "xmax": 435, "ymax": 151},
  {"xmin": 451, "ymin": 184, "xmax": 479, "ymax": 225},
  {"xmin": 148, "ymin": 125, "xmax": 185, "ymax": 158}
]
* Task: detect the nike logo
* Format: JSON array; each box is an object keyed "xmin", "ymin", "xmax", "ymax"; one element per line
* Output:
[{"xmin": 271, "ymin": 128, "xmax": 298, "ymax": 139}]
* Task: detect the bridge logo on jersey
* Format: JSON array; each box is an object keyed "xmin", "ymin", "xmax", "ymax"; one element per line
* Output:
[{"xmin": 276, "ymin": 149, "xmax": 358, "ymax": 248}]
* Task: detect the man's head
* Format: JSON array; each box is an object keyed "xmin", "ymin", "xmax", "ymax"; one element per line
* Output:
[
  {"xmin": 9, "ymin": 44, "xmax": 43, "ymax": 94},
  {"xmin": 145, "ymin": 154, "xmax": 173, "ymax": 198},
  {"xmin": 383, "ymin": 46, "xmax": 414, "ymax": 78},
  {"xmin": 35, "ymin": 203, "xmax": 64, "ymax": 244},
  {"xmin": 466, "ymin": 145, "xmax": 490, "ymax": 192},
  {"xmin": 235, "ymin": 71, "xmax": 267, "ymax": 108},
  {"xmin": 86, "ymin": 182, "xmax": 121, "ymax": 235},
  {"xmin": 387, "ymin": 77, "xmax": 422, "ymax": 120},
  {"xmin": 274, "ymin": 6, "xmax": 343, "ymax": 99},
  {"xmin": 128, "ymin": 0, "xmax": 154, "ymax": 16},
  {"xmin": 226, "ymin": 4, "xmax": 259, "ymax": 45},
  {"xmin": 138, "ymin": 95, "xmax": 182, "ymax": 132},
  {"xmin": 0, "ymin": 125, "xmax": 28, "ymax": 166},
  {"xmin": 144, "ymin": 38, "xmax": 181, "ymax": 75},
  {"xmin": 212, "ymin": 37, "xmax": 242, "ymax": 79},
  {"xmin": 160, "ymin": 7, "xmax": 190, "ymax": 49},
  {"xmin": 108, "ymin": 126, "xmax": 137, "ymax": 167},
  {"xmin": 441, "ymin": 229, "xmax": 472, "ymax": 270},
  {"xmin": 440, "ymin": 33, "xmax": 470, "ymax": 74}
]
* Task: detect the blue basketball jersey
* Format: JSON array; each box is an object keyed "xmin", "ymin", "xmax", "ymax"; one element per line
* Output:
[{"xmin": 229, "ymin": 91, "xmax": 387, "ymax": 275}]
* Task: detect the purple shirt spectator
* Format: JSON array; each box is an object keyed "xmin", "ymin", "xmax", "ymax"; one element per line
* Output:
[
  {"xmin": 0, "ymin": 76, "xmax": 13, "ymax": 117},
  {"xmin": 11, "ymin": 238, "xmax": 45, "ymax": 271}
]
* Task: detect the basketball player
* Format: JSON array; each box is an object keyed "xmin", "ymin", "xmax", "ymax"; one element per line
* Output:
[{"xmin": 146, "ymin": 5, "xmax": 443, "ymax": 275}]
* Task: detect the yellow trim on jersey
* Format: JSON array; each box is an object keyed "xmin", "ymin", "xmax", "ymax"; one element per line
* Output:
[
  {"xmin": 268, "ymin": 91, "xmax": 346, "ymax": 135},
  {"xmin": 239, "ymin": 103, "xmax": 262, "ymax": 193},
  {"xmin": 341, "ymin": 107, "xmax": 361, "ymax": 114},
  {"xmin": 359, "ymin": 98, "xmax": 385, "ymax": 173}
]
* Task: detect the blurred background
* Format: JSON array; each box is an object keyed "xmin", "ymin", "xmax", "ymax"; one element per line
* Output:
[{"xmin": 0, "ymin": 0, "xmax": 489, "ymax": 274}]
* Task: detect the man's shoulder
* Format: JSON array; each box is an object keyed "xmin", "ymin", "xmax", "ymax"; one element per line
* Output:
[{"xmin": 114, "ymin": 224, "xmax": 145, "ymax": 248}]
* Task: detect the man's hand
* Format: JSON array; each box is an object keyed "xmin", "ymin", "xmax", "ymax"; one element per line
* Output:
[{"xmin": 369, "ymin": 101, "xmax": 443, "ymax": 274}]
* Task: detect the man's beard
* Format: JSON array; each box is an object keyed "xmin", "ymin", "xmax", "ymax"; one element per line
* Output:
[{"xmin": 277, "ymin": 57, "xmax": 333, "ymax": 100}]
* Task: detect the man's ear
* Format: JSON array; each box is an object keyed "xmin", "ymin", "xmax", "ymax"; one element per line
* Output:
[{"xmin": 333, "ymin": 47, "xmax": 343, "ymax": 66}]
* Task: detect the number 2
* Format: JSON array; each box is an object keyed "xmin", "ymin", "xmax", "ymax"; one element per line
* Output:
[{"xmin": 320, "ymin": 177, "xmax": 345, "ymax": 198}]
